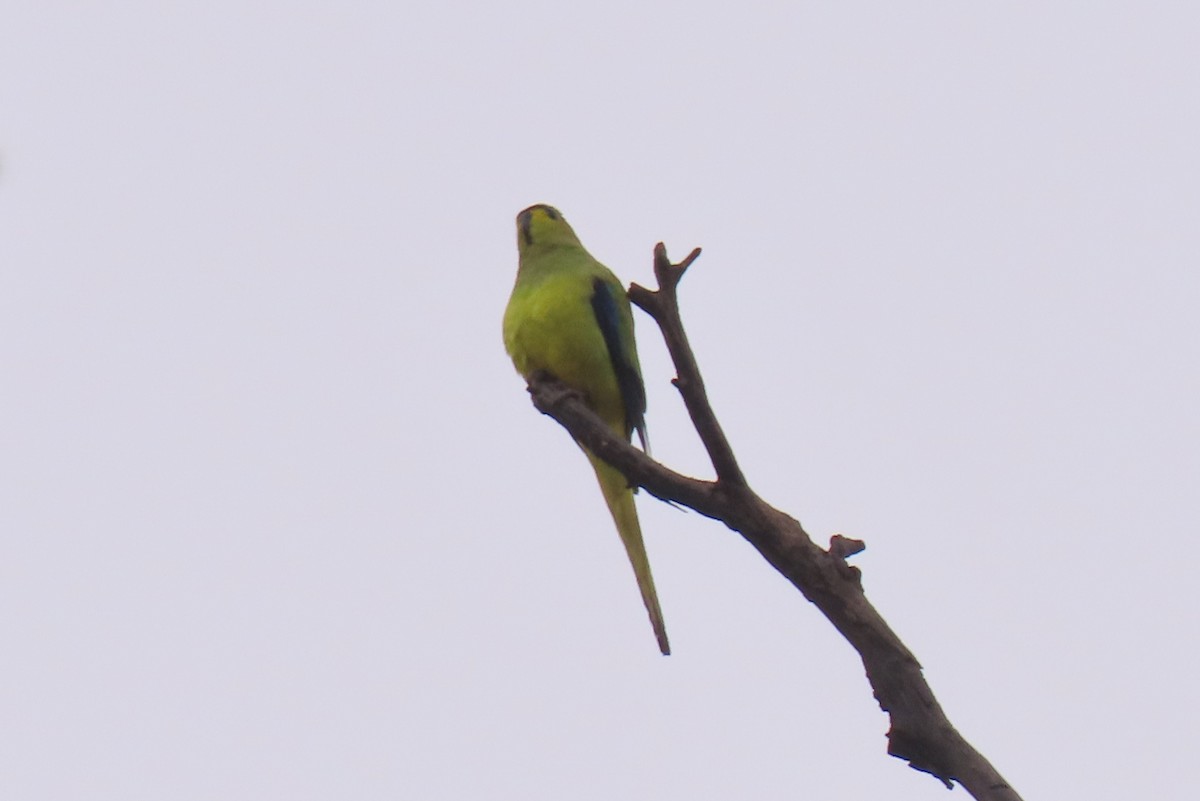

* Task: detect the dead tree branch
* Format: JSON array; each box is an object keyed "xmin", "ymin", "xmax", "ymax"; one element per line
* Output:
[{"xmin": 525, "ymin": 244, "xmax": 1023, "ymax": 801}]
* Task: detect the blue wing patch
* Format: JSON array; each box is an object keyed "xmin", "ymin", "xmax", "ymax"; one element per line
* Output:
[{"xmin": 590, "ymin": 277, "xmax": 649, "ymax": 451}]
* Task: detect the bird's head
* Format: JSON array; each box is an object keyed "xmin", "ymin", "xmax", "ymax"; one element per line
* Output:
[{"xmin": 516, "ymin": 204, "xmax": 582, "ymax": 253}]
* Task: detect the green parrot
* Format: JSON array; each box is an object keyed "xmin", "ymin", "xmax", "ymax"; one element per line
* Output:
[{"xmin": 503, "ymin": 204, "xmax": 670, "ymax": 656}]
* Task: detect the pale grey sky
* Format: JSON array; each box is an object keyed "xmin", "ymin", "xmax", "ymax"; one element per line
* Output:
[{"xmin": 3, "ymin": 3, "xmax": 1198, "ymax": 799}]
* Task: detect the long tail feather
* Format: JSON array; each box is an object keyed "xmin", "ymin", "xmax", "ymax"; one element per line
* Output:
[{"xmin": 586, "ymin": 452, "xmax": 670, "ymax": 655}]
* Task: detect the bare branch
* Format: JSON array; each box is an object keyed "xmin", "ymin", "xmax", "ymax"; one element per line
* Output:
[
  {"xmin": 522, "ymin": 245, "xmax": 1024, "ymax": 801},
  {"xmin": 527, "ymin": 374, "xmax": 721, "ymax": 517},
  {"xmin": 628, "ymin": 244, "xmax": 746, "ymax": 487}
]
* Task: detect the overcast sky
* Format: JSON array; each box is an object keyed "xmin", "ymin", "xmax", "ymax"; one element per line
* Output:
[{"xmin": 3, "ymin": 3, "xmax": 1198, "ymax": 799}]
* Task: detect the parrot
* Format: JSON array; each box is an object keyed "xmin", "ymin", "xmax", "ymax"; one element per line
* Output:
[{"xmin": 503, "ymin": 204, "xmax": 670, "ymax": 656}]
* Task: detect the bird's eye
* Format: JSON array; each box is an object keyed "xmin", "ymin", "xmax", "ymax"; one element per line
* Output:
[{"xmin": 543, "ymin": 206, "xmax": 560, "ymax": 220}]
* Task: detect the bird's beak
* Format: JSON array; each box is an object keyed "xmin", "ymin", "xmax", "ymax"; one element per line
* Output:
[{"xmin": 518, "ymin": 208, "xmax": 534, "ymax": 246}]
